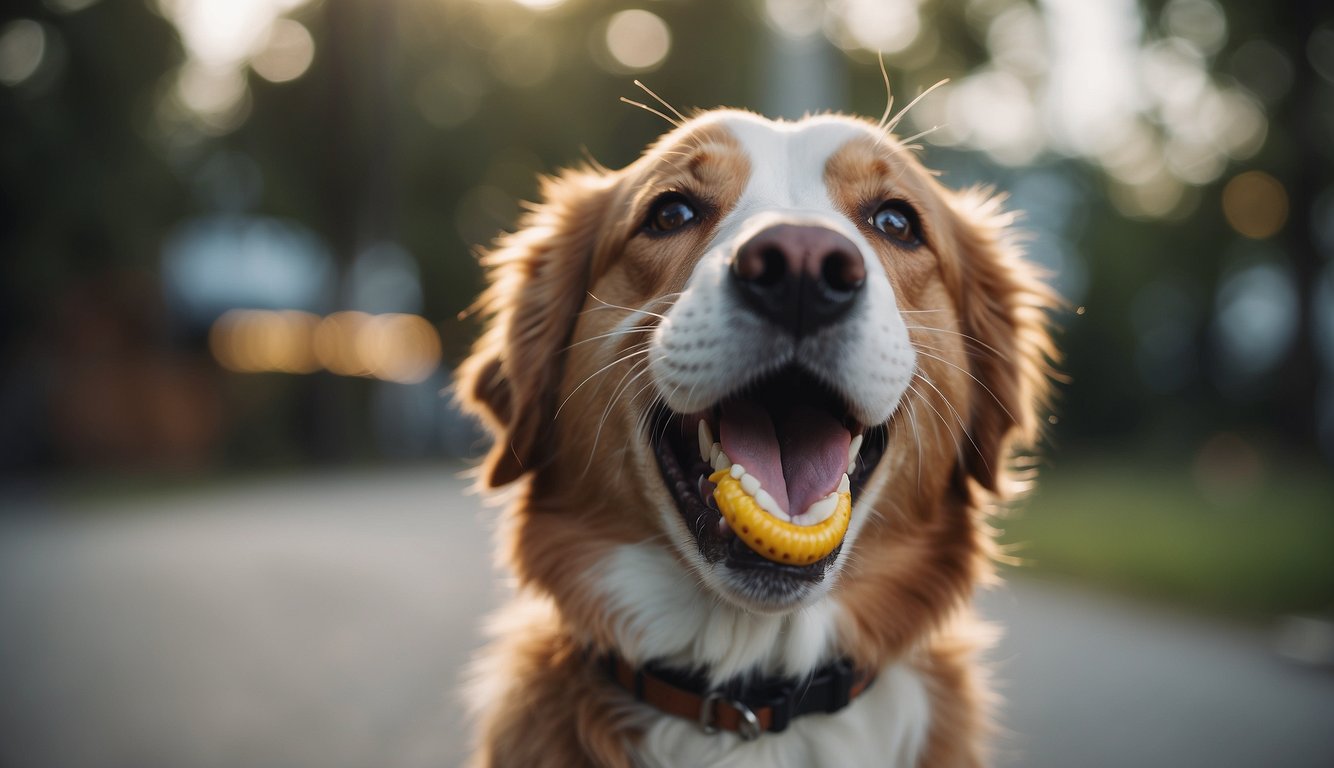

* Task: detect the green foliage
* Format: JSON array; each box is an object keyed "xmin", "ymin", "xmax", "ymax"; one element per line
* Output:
[{"xmin": 1000, "ymin": 458, "xmax": 1334, "ymax": 618}]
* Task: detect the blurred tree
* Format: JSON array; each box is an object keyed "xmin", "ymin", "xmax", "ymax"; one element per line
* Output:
[
  {"xmin": 0, "ymin": 0, "xmax": 187, "ymax": 469},
  {"xmin": 2, "ymin": 0, "xmax": 1330, "ymax": 471}
]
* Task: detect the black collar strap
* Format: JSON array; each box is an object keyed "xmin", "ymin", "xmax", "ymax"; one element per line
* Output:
[{"xmin": 598, "ymin": 651, "xmax": 876, "ymax": 741}]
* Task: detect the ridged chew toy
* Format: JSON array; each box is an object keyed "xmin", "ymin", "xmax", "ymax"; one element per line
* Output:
[{"xmin": 709, "ymin": 469, "xmax": 851, "ymax": 564}]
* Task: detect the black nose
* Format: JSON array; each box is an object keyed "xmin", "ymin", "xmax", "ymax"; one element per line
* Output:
[{"xmin": 730, "ymin": 224, "xmax": 866, "ymax": 337}]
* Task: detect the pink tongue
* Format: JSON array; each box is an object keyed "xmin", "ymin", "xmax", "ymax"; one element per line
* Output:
[{"xmin": 719, "ymin": 402, "xmax": 851, "ymax": 516}]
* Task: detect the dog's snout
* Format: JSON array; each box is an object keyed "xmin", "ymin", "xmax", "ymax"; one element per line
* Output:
[{"xmin": 730, "ymin": 224, "xmax": 866, "ymax": 337}]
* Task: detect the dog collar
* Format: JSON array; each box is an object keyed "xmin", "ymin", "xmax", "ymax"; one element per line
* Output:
[{"xmin": 597, "ymin": 651, "xmax": 876, "ymax": 741}]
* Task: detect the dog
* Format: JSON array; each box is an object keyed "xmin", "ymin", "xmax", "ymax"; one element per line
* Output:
[{"xmin": 456, "ymin": 107, "xmax": 1056, "ymax": 767}]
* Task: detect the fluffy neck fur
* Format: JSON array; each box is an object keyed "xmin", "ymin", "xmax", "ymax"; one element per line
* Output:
[{"xmin": 469, "ymin": 469, "xmax": 993, "ymax": 768}]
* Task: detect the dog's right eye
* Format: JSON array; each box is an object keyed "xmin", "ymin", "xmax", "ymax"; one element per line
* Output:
[{"xmin": 645, "ymin": 193, "xmax": 697, "ymax": 234}]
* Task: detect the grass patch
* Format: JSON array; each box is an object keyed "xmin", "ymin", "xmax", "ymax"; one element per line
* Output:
[{"xmin": 997, "ymin": 458, "xmax": 1334, "ymax": 619}]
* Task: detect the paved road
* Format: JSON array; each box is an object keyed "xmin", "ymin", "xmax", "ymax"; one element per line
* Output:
[{"xmin": 1, "ymin": 468, "xmax": 1330, "ymax": 767}]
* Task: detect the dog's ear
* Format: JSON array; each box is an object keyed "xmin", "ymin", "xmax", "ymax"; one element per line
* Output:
[
  {"xmin": 945, "ymin": 189, "xmax": 1059, "ymax": 493},
  {"xmin": 456, "ymin": 169, "xmax": 617, "ymax": 488}
]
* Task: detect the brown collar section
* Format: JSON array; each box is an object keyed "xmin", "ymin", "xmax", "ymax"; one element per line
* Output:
[{"xmin": 597, "ymin": 651, "xmax": 876, "ymax": 741}]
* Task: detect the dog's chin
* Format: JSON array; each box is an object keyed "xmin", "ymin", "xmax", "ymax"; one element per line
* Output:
[{"xmin": 651, "ymin": 366, "xmax": 889, "ymax": 613}]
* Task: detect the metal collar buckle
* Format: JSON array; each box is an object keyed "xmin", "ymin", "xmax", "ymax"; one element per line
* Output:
[{"xmin": 698, "ymin": 691, "xmax": 762, "ymax": 741}]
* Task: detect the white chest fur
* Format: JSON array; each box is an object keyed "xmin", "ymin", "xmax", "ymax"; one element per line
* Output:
[{"xmin": 598, "ymin": 544, "xmax": 931, "ymax": 767}]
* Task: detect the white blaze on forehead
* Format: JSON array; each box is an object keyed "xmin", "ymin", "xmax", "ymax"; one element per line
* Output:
[{"xmin": 705, "ymin": 113, "xmax": 877, "ymax": 242}]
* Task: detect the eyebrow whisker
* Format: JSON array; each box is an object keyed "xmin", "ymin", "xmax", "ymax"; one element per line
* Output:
[
  {"xmin": 885, "ymin": 78, "xmax": 949, "ymax": 135},
  {"xmin": 634, "ymin": 79, "xmax": 688, "ymax": 124},
  {"xmin": 876, "ymin": 51, "xmax": 894, "ymax": 132},
  {"xmin": 619, "ymin": 97, "xmax": 681, "ymax": 128}
]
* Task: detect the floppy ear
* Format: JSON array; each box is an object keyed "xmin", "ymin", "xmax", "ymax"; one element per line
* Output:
[
  {"xmin": 456, "ymin": 169, "xmax": 616, "ymax": 488},
  {"xmin": 945, "ymin": 188, "xmax": 1059, "ymax": 494}
]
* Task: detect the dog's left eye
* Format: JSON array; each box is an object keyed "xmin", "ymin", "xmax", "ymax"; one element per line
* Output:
[
  {"xmin": 646, "ymin": 193, "xmax": 697, "ymax": 234},
  {"xmin": 870, "ymin": 200, "xmax": 921, "ymax": 244}
]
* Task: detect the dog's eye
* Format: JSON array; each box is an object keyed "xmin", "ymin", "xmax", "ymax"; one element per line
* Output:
[
  {"xmin": 646, "ymin": 194, "xmax": 697, "ymax": 234},
  {"xmin": 870, "ymin": 200, "xmax": 920, "ymax": 244}
]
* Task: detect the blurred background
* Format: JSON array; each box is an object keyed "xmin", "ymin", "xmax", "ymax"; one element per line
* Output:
[{"xmin": 1, "ymin": 0, "xmax": 1332, "ymax": 766}]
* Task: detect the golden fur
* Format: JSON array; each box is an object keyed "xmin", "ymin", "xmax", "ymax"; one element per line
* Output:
[{"xmin": 457, "ymin": 110, "xmax": 1056, "ymax": 767}]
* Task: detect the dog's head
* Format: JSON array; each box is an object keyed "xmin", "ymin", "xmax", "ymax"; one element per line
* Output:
[{"xmin": 459, "ymin": 109, "xmax": 1054, "ymax": 659}]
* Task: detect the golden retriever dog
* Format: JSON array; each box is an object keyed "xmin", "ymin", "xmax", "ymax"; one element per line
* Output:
[{"xmin": 457, "ymin": 107, "xmax": 1055, "ymax": 767}]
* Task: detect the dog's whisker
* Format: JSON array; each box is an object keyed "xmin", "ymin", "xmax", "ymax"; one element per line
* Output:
[
  {"xmin": 581, "ymin": 358, "xmax": 653, "ymax": 474},
  {"xmin": 915, "ymin": 370, "xmax": 988, "ymax": 477},
  {"xmin": 585, "ymin": 291, "xmax": 670, "ymax": 319},
  {"xmin": 884, "ymin": 78, "xmax": 949, "ymax": 135},
  {"xmin": 631, "ymin": 385, "xmax": 661, "ymax": 442},
  {"xmin": 906, "ymin": 380, "xmax": 964, "ymax": 465},
  {"xmin": 905, "ymin": 324, "xmax": 1014, "ymax": 365},
  {"xmin": 876, "ymin": 51, "xmax": 894, "ymax": 132},
  {"xmin": 630, "ymin": 376, "xmax": 667, "ymax": 445},
  {"xmin": 555, "ymin": 346, "xmax": 651, "ymax": 419},
  {"xmin": 902, "ymin": 390, "xmax": 925, "ymax": 494},
  {"xmin": 619, "ymin": 96, "xmax": 681, "ymax": 128},
  {"xmin": 633, "ymin": 79, "xmax": 688, "ymax": 124},
  {"xmin": 896, "ymin": 125, "xmax": 943, "ymax": 147},
  {"xmin": 562, "ymin": 328, "xmax": 658, "ymax": 352},
  {"xmin": 912, "ymin": 344, "xmax": 1020, "ymax": 428}
]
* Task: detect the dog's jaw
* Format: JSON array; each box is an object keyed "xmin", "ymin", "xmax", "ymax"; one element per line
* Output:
[{"xmin": 645, "ymin": 114, "xmax": 918, "ymax": 612}]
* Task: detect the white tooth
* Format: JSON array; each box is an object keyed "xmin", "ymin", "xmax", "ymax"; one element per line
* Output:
[
  {"xmin": 713, "ymin": 451, "xmax": 731, "ymax": 472},
  {"xmin": 710, "ymin": 442, "xmax": 721, "ymax": 462},
  {"xmin": 755, "ymin": 489, "xmax": 786, "ymax": 519},
  {"xmin": 847, "ymin": 434, "xmax": 863, "ymax": 474},
  {"xmin": 838, "ymin": 473, "xmax": 850, "ymax": 494},
  {"xmin": 801, "ymin": 493, "xmax": 839, "ymax": 525},
  {"xmin": 698, "ymin": 421, "xmax": 714, "ymax": 463},
  {"xmin": 740, "ymin": 473, "xmax": 760, "ymax": 496},
  {"xmin": 730, "ymin": 463, "xmax": 745, "ymax": 479}
]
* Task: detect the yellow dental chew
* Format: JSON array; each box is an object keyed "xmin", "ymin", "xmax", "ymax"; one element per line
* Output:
[{"xmin": 709, "ymin": 469, "xmax": 851, "ymax": 565}]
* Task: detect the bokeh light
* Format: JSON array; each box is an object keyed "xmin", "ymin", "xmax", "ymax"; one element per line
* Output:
[
  {"xmin": 0, "ymin": 19, "xmax": 47, "ymax": 87},
  {"xmin": 891, "ymin": 0, "xmax": 1271, "ymax": 218},
  {"xmin": 986, "ymin": 3, "xmax": 1048, "ymax": 77},
  {"xmin": 313, "ymin": 311, "xmax": 374, "ymax": 377},
  {"xmin": 210, "ymin": 309, "xmax": 320, "ymax": 374},
  {"xmin": 1212, "ymin": 260, "xmax": 1298, "ymax": 381},
  {"xmin": 511, "ymin": 0, "xmax": 566, "ymax": 10},
  {"xmin": 357, "ymin": 314, "xmax": 443, "ymax": 385},
  {"xmin": 830, "ymin": 0, "xmax": 921, "ymax": 55},
  {"xmin": 250, "ymin": 18, "xmax": 314, "ymax": 83},
  {"xmin": 946, "ymin": 69, "xmax": 1043, "ymax": 166},
  {"xmin": 210, "ymin": 310, "xmax": 441, "ymax": 384},
  {"xmin": 604, "ymin": 10, "xmax": 671, "ymax": 72},
  {"xmin": 1162, "ymin": 0, "xmax": 1228, "ymax": 57},
  {"xmin": 156, "ymin": 0, "xmax": 315, "ymax": 132},
  {"xmin": 174, "ymin": 60, "xmax": 250, "ymax": 131},
  {"xmin": 762, "ymin": 0, "xmax": 823, "ymax": 39},
  {"xmin": 1222, "ymin": 171, "xmax": 1289, "ymax": 239}
]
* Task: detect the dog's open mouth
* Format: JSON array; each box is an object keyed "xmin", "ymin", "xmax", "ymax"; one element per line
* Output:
[{"xmin": 652, "ymin": 366, "xmax": 888, "ymax": 581}]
